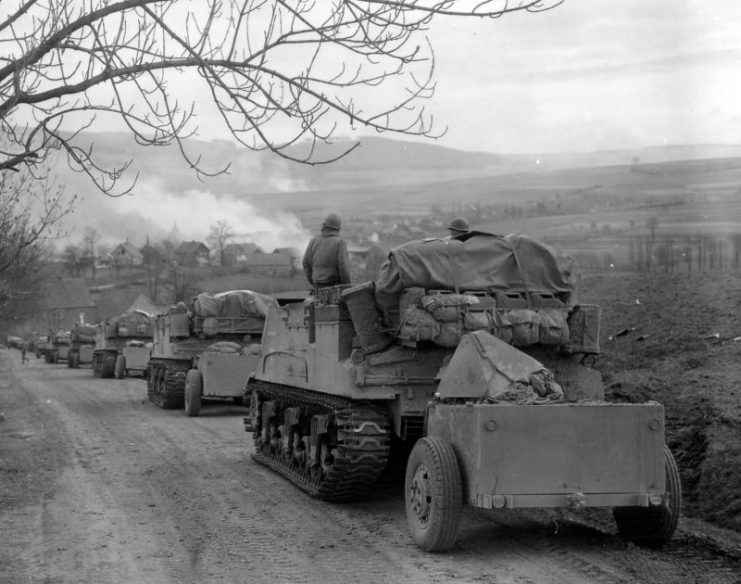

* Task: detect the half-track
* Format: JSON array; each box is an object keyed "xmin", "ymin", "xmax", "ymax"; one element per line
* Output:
[
  {"xmin": 92, "ymin": 310, "xmax": 153, "ymax": 378},
  {"xmin": 247, "ymin": 231, "xmax": 681, "ymax": 551},
  {"xmin": 148, "ymin": 290, "xmax": 274, "ymax": 415},
  {"xmin": 68, "ymin": 323, "xmax": 96, "ymax": 368}
]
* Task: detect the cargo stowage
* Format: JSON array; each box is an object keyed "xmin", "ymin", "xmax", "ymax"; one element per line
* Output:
[
  {"xmin": 247, "ymin": 231, "xmax": 680, "ymax": 552},
  {"xmin": 92, "ymin": 310, "xmax": 154, "ymax": 379},
  {"xmin": 148, "ymin": 290, "xmax": 274, "ymax": 416}
]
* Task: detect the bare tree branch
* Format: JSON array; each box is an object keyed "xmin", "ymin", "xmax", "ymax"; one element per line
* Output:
[{"xmin": 0, "ymin": 0, "xmax": 563, "ymax": 194}]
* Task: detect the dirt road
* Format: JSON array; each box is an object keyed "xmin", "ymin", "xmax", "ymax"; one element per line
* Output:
[{"xmin": 1, "ymin": 350, "xmax": 739, "ymax": 584}]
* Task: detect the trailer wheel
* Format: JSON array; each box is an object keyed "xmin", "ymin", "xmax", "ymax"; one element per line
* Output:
[
  {"xmin": 613, "ymin": 444, "xmax": 681, "ymax": 548},
  {"xmin": 114, "ymin": 355, "xmax": 126, "ymax": 379},
  {"xmin": 184, "ymin": 369, "xmax": 202, "ymax": 417},
  {"xmin": 405, "ymin": 436, "xmax": 463, "ymax": 552}
]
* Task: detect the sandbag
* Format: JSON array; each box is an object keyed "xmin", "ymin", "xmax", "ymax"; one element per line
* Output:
[
  {"xmin": 508, "ymin": 309, "xmax": 541, "ymax": 346},
  {"xmin": 204, "ymin": 341, "xmax": 242, "ymax": 354},
  {"xmin": 397, "ymin": 306, "xmax": 440, "ymax": 342},
  {"xmin": 434, "ymin": 320, "xmax": 463, "ymax": 347},
  {"xmin": 538, "ymin": 308, "xmax": 570, "ymax": 345},
  {"xmin": 421, "ymin": 293, "xmax": 479, "ymax": 322}
]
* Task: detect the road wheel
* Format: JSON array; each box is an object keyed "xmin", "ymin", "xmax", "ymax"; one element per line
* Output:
[
  {"xmin": 184, "ymin": 369, "xmax": 202, "ymax": 417},
  {"xmin": 405, "ymin": 436, "xmax": 463, "ymax": 552},
  {"xmin": 613, "ymin": 444, "xmax": 682, "ymax": 548},
  {"xmin": 114, "ymin": 354, "xmax": 126, "ymax": 379}
]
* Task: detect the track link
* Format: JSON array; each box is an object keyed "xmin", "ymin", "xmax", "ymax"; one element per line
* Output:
[
  {"xmin": 249, "ymin": 383, "xmax": 390, "ymax": 501},
  {"xmin": 148, "ymin": 358, "xmax": 189, "ymax": 409}
]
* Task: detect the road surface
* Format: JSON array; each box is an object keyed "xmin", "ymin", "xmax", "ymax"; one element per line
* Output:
[{"xmin": 1, "ymin": 350, "xmax": 739, "ymax": 584}]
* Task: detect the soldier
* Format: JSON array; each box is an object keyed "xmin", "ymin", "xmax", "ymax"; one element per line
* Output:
[
  {"xmin": 21, "ymin": 341, "xmax": 27, "ymax": 364},
  {"xmin": 302, "ymin": 213, "xmax": 351, "ymax": 288},
  {"xmin": 447, "ymin": 217, "xmax": 471, "ymax": 240}
]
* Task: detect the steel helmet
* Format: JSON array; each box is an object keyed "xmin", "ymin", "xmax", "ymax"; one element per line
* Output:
[
  {"xmin": 447, "ymin": 217, "xmax": 470, "ymax": 232},
  {"xmin": 323, "ymin": 213, "xmax": 342, "ymax": 230}
]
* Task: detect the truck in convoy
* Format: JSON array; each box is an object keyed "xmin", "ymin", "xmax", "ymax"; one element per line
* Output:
[
  {"xmin": 92, "ymin": 310, "xmax": 154, "ymax": 379},
  {"xmin": 46, "ymin": 328, "xmax": 71, "ymax": 364},
  {"xmin": 148, "ymin": 290, "xmax": 274, "ymax": 416},
  {"xmin": 246, "ymin": 231, "xmax": 681, "ymax": 552},
  {"xmin": 68, "ymin": 323, "xmax": 96, "ymax": 368}
]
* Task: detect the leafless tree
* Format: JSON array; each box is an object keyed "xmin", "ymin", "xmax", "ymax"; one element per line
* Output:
[
  {"xmin": 0, "ymin": 0, "xmax": 562, "ymax": 195},
  {"xmin": 0, "ymin": 167, "xmax": 74, "ymax": 317},
  {"xmin": 208, "ymin": 219, "xmax": 235, "ymax": 266}
]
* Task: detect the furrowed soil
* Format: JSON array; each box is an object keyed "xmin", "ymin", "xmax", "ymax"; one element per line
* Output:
[{"xmin": 578, "ymin": 269, "xmax": 741, "ymax": 534}]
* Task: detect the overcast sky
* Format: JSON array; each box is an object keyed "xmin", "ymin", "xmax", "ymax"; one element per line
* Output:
[
  {"xmin": 49, "ymin": 0, "xmax": 741, "ymax": 247},
  {"xmin": 419, "ymin": 0, "xmax": 741, "ymax": 153}
]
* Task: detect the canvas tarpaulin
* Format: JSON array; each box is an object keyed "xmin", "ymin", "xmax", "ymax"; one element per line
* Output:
[
  {"xmin": 194, "ymin": 290, "xmax": 276, "ymax": 320},
  {"xmin": 375, "ymin": 232, "xmax": 576, "ymax": 299}
]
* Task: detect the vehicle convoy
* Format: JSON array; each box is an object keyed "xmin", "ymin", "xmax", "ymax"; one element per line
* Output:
[
  {"xmin": 92, "ymin": 311, "xmax": 153, "ymax": 378},
  {"xmin": 68, "ymin": 323, "xmax": 96, "ymax": 368},
  {"xmin": 46, "ymin": 328, "xmax": 71, "ymax": 364},
  {"xmin": 34, "ymin": 334, "xmax": 50, "ymax": 359},
  {"xmin": 148, "ymin": 290, "xmax": 273, "ymax": 416},
  {"xmin": 246, "ymin": 231, "xmax": 681, "ymax": 552}
]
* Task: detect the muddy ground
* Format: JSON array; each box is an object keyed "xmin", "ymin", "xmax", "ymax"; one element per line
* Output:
[{"xmin": 578, "ymin": 269, "xmax": 741, "ymax": 533}]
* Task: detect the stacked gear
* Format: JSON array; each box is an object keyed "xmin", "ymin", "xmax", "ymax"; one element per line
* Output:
[
  {"xmin": 148, "ymin": 289, "xmax": 275, "ymax": 414},
  {"xmin": 68, "ymin": 323, "xmax": 97, "ymax": 368},
  {"xmin": 93, "ymin": 310, "xmax": 154, "ymax": 379}
]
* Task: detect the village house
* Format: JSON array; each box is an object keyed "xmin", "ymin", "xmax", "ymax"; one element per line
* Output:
[
  {"xmin": 221, "ymin": 242, "xmax": 264, "ymax": 266},
  {"xmin": 175, "ymin": 241, "xmax": 210, "ymax": 267},
  {"xmin": 39, "ymin": 278, "xmax": 97, "ymax": 330},
  {"xmin": 111, "ymin": 240, "xmax": 143, "ymax": 267},
  {"xmin": 244, "ymin": 249, "xmax": 298, "ymax": 278}
]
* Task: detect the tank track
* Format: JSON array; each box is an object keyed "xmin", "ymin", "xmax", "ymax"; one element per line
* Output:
[
  {"xmin": 148, "ymin": 358, "xmax": 189, "ymax": 409},
  {"xmin": 249, "ymin": 383, "xmax": 390, "ymax": 501}
]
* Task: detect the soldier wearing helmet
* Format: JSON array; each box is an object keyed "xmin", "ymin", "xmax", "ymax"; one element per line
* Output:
[
  {"xmin": 302, "ymin": 213, "xmax": 352, "ymax": 288},
  {"xmin": 447, "ymin": 217, "xmax": 471, "ymax": 240}
]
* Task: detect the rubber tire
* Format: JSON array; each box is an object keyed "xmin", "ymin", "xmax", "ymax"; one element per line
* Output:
[
  {"xmin": 114, "ymin": 354, "xmax": 126, "ymax": 379},
  {"xmin": 184, "ymin": 369, "xmax": 202, "ymax": 417},
  {"xmin": 405, "ymin": 436, "xmax": 463, "ymax": 552},
  {"xmin": 613, "ymin": 444, "xmax": 682, "ymax": 548}
]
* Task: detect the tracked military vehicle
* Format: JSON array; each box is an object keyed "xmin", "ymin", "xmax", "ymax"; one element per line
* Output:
[
  {"xmin": 46, "ymin": 328, "xmax": 71, "ymax": 364},
  {"xmin": 68, "ymin": 323, "xmax": 96, "ymax": 368},
  {"xmin": 92, "ymin": 311, "xmax": 153, "ymax": 378},
  {"xmin": 34, "ymin": 334, "xmax": 50, "ymax": 359},
  {"xmin": 148, "ymin": 290, "xmax": 273, "ymax": 415},
  {"xmin": 247, "ymin": 231, "xmax": 681, "ymax": 552}
]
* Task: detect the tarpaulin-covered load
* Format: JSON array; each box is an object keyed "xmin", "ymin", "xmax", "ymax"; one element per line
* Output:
[
  {"xmin": 193, "ymin": 290, "xmax": 276, "ymax": 337},
  {"xmin": 107, "ymin": 310, "xmax": 154, "ymax": 339},
  {"xmin": 71, "ymin": 324, "xmax": 97, "ymax": 344},
  {"xmin": 194, "ymin": 290, "xmax": 275, "ymax": 319},
  {"xmin": 51, "ymin": 329, "xmax": 71, "ymax": 344},
  {"xmin": 375, "ymin": 232, "xmax": 576, "ymax": 311},
  {"xmin": 366, "ymin": 232, "xmax": 598, "ymax": 353}
]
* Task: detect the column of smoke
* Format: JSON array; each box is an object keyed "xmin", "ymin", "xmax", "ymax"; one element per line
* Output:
[{"xmin": 73, "ymin": 186, "xmax": 311, "ymax": 252}]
